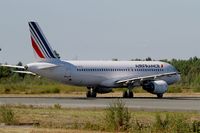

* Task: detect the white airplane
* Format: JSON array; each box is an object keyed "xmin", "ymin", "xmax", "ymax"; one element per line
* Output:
[{"xmin": 2, "ymin": 21, "xmax": 181, "ymax": 98}]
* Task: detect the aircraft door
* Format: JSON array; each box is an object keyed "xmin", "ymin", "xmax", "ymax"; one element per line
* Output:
[{"xmin": 64, "ymin": 65, "xmax": 72, "ymax": 81}]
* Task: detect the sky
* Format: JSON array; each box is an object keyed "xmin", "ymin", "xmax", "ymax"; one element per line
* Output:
[{"xmin": 0, "ymin": 0, "xmax": 200, "ymax": 64}]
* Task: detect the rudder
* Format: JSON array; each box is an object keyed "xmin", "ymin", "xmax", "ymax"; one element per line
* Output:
[{"xmin": 28, "ymin": 21, "xmax": 58, "ymax": 60}]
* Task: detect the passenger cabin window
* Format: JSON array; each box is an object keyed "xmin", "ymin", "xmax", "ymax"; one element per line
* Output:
[{"xmin": 76, "ymin": 67, "xmax": 160, "ymax": 72}]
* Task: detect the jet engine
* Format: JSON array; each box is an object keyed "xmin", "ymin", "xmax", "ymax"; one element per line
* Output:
[{"xmin": 142, "ymin": 80, "xmax": 168, "ymax": 94}]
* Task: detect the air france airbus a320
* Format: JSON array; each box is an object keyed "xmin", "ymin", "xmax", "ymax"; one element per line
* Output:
[{"xmin": 1, "ymin": 22, "xmax": 181, "ymax": 98}]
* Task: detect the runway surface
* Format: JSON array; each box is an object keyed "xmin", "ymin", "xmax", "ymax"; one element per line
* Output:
[{"xmin": 0, "ymin": 96, "xmax": 200, "ymax": 112}]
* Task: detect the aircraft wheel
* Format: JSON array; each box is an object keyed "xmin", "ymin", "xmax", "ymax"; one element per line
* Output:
[
  {"xmin": 123, "ymin": 90, "xmax": 134, "ymax": 98},
  {"xmin": 91, "ymin": 90, "xmax": 97, "ymax": 97},
  {"xmin": 86, "ymin": 91, "xmax": 91, "ymax": 97},
  {"xmin": 128, "ymin": 91, "xmax": 133, "ymax": 98},
  {"xmin": 157, "ymin": 93, "xmax": 163, "ymax": 99},
  {"xmin": 123, "ymin": 91, "xmax": 128, "ymax": 98},
  {"xmin": 86, "ymin": 88, "xmax": 97, "ymax": 98}
]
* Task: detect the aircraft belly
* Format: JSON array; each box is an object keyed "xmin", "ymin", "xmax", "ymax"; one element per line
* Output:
[
  {"xmin": 70, "ymin": 72, "xmax": 135, "ymax": 87},
  {"xmin": 69, "ymin": 73, "xmax": 106, "ymax": 86}
]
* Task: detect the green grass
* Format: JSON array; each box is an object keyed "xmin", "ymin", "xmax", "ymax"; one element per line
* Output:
[
  {"xmin": 0, "ymin": 76, "xmax": 86, "ymax": 94},
  {"xmin": 0, "ymin": 104, "xmax": 200, "ymax": 132},
  {"xmin": 105, "ymin": 99, "xmax": 131, "ymax": 131},
  {"xmin": 0, "ymin": 105, "xmax": 16, "ymax": 125}
]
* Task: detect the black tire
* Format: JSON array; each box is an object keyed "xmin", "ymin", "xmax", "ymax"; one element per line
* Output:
[
  {"xmin": 129, "ymin": 91, "xmax": 133, "ymax": 98},
  {"xmin": 123, "ymin": 91, "xmax": 128, "ymax": 98},
  {"xmin": 91, "ymin": 91, "xmax": 97, "ymax": 97},
  {"xmin": 86, "ymin": 91, "xmax": 91, "ymax": 97},
  {"xmin": 86, "ymin": 88, "xmax": 97, "ymax": 98},
  {"xmin": 157, "ymin": 94, "xmax": 163, "ymax": 99}
]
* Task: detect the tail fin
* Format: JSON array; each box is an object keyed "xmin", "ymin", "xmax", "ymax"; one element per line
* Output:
[{"xmin": 28, "ymin": 21, "xmax": 58, "ymax": 60}]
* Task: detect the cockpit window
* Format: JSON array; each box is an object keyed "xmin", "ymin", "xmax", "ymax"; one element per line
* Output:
[{"xmin": 171, "ymin": 66, "xmax": 178, "ymax": 72}]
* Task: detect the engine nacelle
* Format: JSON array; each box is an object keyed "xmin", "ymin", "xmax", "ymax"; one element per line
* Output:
[
  {"xmin": 95, "ymin": 87, "xmax": 113, "ymax": 94},
  {"xmin": 142, "ymin": 80, "xmax": 168, "ymax": 94}
]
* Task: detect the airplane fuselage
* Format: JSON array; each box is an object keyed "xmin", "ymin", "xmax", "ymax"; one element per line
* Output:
[{"xmin": 27, "ymin": 60, "xmax": 180, "ymax": 88}]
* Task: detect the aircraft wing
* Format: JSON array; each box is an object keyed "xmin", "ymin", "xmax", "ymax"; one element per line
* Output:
[{"xmin": 116, "ymin": 72, "xmax": 180, "ymax": 85}]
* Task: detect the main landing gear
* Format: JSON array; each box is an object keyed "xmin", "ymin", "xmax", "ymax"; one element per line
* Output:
[
  {"xmin": 157, "ymin": 93, "xmax": 163, "ymax": 99},
  {"xmin": 123, "ymin": 86, "xmax": 134, "ymax": 98},
  {"xmin": 86, "ymin": 87, "xmax": 97, "ymax": 98},
  {"xmin": 123, "ymin": 90, "xmax": 133, "ymax": 98}
]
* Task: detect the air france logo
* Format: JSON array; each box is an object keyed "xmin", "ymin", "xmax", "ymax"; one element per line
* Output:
[{"xmin": 135, "ymin": 64, "xmax": 164, "ymax": 68}]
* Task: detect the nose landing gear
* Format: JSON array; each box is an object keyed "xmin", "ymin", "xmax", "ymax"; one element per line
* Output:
[
  {"xmin": 157, "ymin": 93, "xmax": 163, "ymax": 98},
  {"xmin": 123, "ymin": 86, "xmax": 134, "ymax": 98}
]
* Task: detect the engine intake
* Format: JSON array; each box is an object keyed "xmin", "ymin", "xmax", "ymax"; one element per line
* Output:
[{"xmin": 142, "ymin": 80, "xmax": 168, "ymax": 94}]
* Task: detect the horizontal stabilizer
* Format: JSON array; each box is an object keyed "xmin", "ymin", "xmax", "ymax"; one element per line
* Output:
[
  {"xmin": 0, "ymin": 64, "xmax": 25, "ymax": 69},
  {"xmin": 12, "ymin": 70, "xmax": 36, "ymax": 76}
]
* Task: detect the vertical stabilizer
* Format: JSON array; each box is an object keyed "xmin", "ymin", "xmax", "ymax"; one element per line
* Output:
[{"xmin": 28, "ymin": 21, "xmax": 58, "ymax": 60}]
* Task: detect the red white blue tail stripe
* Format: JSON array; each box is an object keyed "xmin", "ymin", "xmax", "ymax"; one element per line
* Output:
[{"xmin": 29, "ymin": 22, "xmax": 57, "ymax": 59}]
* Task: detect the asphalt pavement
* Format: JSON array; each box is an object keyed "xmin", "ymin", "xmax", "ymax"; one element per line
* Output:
[{"xmin": 0, "ymin": 96, "xmax": 200, "ymax": 112}]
